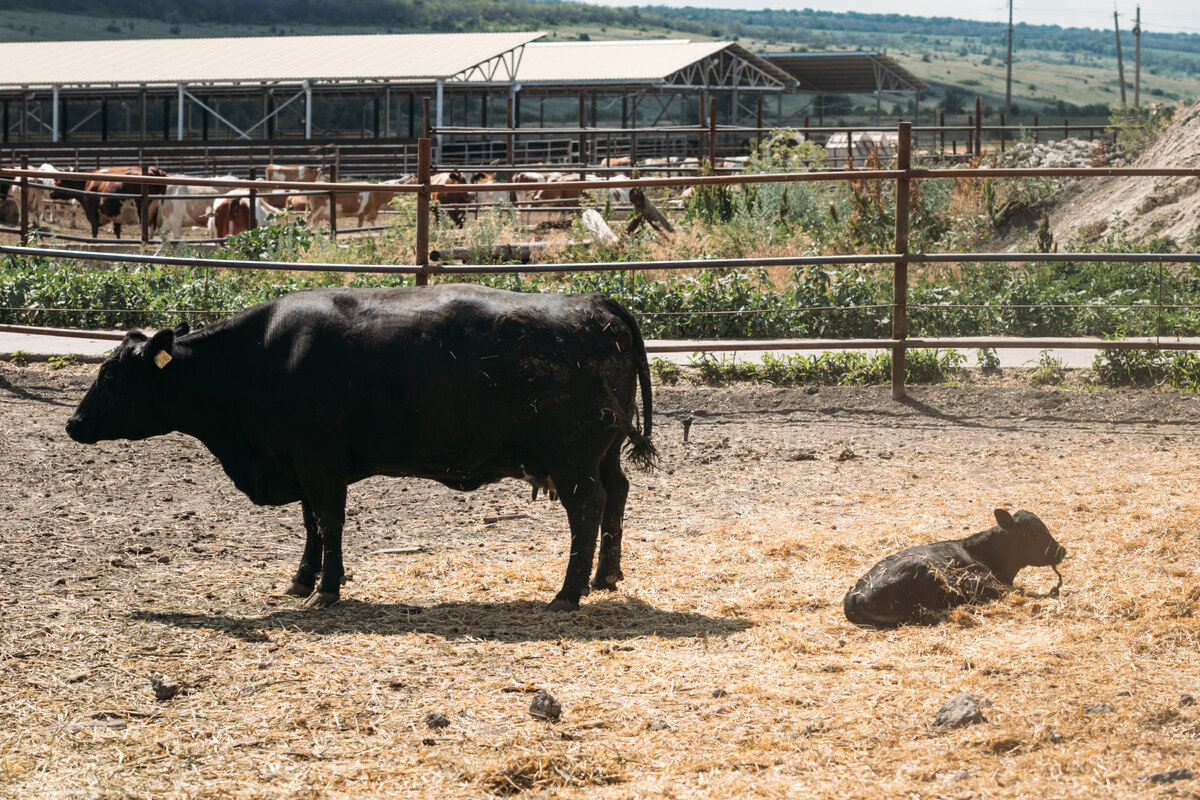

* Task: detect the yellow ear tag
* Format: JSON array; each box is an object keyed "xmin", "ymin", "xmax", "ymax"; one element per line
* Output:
[{"xmin": 153, "ymin": 351, "xmax": 173, "ymax": 369}]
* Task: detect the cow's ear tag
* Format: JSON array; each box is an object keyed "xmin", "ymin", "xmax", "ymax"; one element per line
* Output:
[{"xmin": 153, "ymin": 351, "xmax": 173, "ymax": 369}]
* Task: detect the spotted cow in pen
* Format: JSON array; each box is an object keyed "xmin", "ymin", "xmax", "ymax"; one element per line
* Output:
[
  {"xmin": 843, "ymin": 509, "xmax": 1066, "ymax": 628},
  {"xmin": 66, "ymin": 285, "xmax": 656, "ymax": 611},
  {"xmin": 79, "ymin": 166, "xmax": 169, "ymax": 239}
]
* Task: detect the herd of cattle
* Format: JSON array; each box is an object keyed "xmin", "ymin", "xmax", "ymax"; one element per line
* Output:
[{"xmin": 0, "ymin": 157, "xmax": 730, "ymax": 240}]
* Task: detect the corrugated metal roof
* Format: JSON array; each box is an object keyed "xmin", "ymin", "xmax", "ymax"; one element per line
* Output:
[
  {"xmin": 761, "ymin": 52, "xmax": 928, "ymax": 93},
  {"xmin": 0, "ymin": 32, "xmax": 543, "ymax": 88},
  {"xmin": 512, "ymin": 39, "xmax": 793, "ymax": 87}
]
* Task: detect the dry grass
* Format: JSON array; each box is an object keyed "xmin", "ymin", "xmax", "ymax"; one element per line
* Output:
[{"xmin": 3, "ymin": 367, "xmax": 1200, "ymax": 798}]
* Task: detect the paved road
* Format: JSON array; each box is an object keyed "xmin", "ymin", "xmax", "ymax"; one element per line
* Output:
[{"xmin": 1, "ymin": 328, "xmax": 1170, "ymax": 370}]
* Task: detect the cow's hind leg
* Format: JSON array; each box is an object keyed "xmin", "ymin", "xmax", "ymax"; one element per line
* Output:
[
  {"xmin": 592, "ymin": 445, "xmax": 629, "ymax": 593},
  {"xmin": 549, "ymin": 471, "xmax": 606, "ymax": 612},
  {"xmin": 283, "ymin": 499, "xmax": 322, "ymax": 598}
]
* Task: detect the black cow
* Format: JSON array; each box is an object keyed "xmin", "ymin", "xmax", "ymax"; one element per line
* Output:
[
  {"xmin": 66, "ymin": 285, "xmax": 656, "ymax": 610},
  {"xmin": 843, "ymin": 509, "xmax": 1065, "ymax": 628}
]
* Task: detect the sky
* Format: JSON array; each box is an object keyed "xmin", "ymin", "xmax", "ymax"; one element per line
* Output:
[{"xmin": 576, "ymin": 1, "xmax": 1200, "ymax": 34}]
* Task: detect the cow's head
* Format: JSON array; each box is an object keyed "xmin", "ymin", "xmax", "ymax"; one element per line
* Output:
[
  {"xmin": 66, "ymin": 322, "xmax": 189, "ymax": 445},
  {"xmin": 993, "ymin": 508, "xmax": 1066, "ymax": 567}
]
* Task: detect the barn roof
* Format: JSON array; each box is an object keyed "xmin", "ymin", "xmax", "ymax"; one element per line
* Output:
[
  {"xmin": 509, "ymin": 40, "xmax": 795, "ymax": 90},
  {"xmin": 760, "ymin": 52, "xmax": 928, "ymax": 93},
  {"xmin": 0, "ymin": 31, "xmax": 544, "ymax": 88}
]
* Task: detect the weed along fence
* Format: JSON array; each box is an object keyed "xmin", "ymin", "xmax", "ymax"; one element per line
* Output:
[{"xmin": 4, "ymin": 122, "xmax": 1200, "ymax": 400}]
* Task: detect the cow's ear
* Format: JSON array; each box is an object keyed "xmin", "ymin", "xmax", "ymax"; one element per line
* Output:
[
  {"xmin": 994, "ymin": 508, "xmax": 1017, "ymax": 529},
  {"xmin": 145, "ymin": 328, "xmax": 176, "ymax": 370},
  {"xmin": 172, "ymin": 321, "xmax": 190, "ymax": 337}
]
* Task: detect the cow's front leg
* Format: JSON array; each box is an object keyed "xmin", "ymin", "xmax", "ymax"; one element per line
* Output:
[
  {"xmin": 283, "ymin": 499, "xmax": 322, "ymax": 597},
  {"xmin": 293, "ymin": 461, "xmax": 349, "ymax": 608},
  {"xmin": 549, "ymin": 472, "xmax": 606, "ymax": 612}
]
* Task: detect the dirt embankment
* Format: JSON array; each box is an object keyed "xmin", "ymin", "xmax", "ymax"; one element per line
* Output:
[{"xmin": 995, "ymin": 100, "xmax": 1200, "ymax": 249}]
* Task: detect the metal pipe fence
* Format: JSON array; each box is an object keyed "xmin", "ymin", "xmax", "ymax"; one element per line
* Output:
[{"xmin": 1, "ymin": 122, "xmax": 1193, "ymax": 399}]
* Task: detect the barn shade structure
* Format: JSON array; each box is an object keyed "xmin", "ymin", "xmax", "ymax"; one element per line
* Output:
[
  {"xmin": 0, "ymin": 32, "xmax": 796, "ymax": 148},
  {"xmin": 0, "ymin": 32, "xmax": 541, "ymax": 145},
  {"xmin": 761, "ymin": 52, "xmax": 928, "ymax": 125}
]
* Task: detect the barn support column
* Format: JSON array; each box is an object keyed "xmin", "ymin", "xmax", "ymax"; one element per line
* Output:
[
  {"xmin": 139, "ymin": 88, "xmax": 146, "ymax": 141},
  {"xmin": 383, "ymin": 84, "xmax": 391, "ymax": 138},
  {"xmin": 435, "ymin": 79, "xmax": 444, "ymax": 161},
  {"xmin": 51, "ymin": 85, "xmax": 59, "ymax": 142},
  {"xmin": 101, "ymin": 98, "xmax": 109, "ymax": 141},
  {"xmin": 177, "ymin": 83, "xmax": 185, "ymax": 141},
  {"xmin": 408, "ymin": 91, "xmax": 415, "ymax": 138},
  {"xmin": 2, "ymin": 99, "xmax": 9, "ymax": 143},
  {"xmin": 303, "ymin": 80, "xmax": 312, "ymax": 139}
]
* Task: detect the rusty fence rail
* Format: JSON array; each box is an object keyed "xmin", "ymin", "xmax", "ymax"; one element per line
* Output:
[{"xmin": 3, "ymin": 122, "xmax": 1197, "ymax": 399}]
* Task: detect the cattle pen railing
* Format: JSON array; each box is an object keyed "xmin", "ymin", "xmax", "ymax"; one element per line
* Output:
[{"xmin": 4, "ymin": 123, "xmax": 1200, "ymax": 401}]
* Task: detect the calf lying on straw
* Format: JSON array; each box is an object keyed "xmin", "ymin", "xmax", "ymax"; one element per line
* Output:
[{"xmin": 843, "ymin": 509, "xmax": 1065, "ymax": 628}]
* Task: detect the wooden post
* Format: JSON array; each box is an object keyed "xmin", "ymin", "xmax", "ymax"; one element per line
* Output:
[
  {"xmin": 697, "ymin": 89, "xmax": 707, "ymax": 162},
  {"xmin": 415, "ymin": 138, "xmax": 431, "ymax": 286},
  {"xmin": 999, "ymin": 112, "xmax": 1006, "ymax": 152},
  {"xmin": 247, "ymin": 166, "xmax": 258, "ymax": 230},
  {"xmin": 1063, "ymin": 118, "xmax": 1069, "ymax": 142},
  {"xmin": 974, "ymin": 96, "xmax": 982, "ymax": 156},
  {"xmin": 139, "ymin": 181, "xmax": 150, "ymax": 244},
  {"xmin": 966, "ymin": 115, "xmax": 972, "ymax": 155},
  {"xmin": 327, "ymin": 163, "xmax": 337, "ymax": 243},
  {"xmin": 803, "ymin": 114, "xmax": 809, "ymax": 143},
  {"xmin": 755, "ymin": 96, "xmax": 763, "ymax": 150},
  {"xmin": 891, "ymin": 122, "xmax": 912, "ymax": 401},
  {"xmin": 708, "ymin": 98, "xmax": 717, "ymax": 165},
  {"xmin": 578, "ymin": 92, "xmax": 587, "ymax": 167},
  {"xmin": 18, "ymin": 154, "xmax": 29, "ymax": 245},
  {"xmin": 939, "ymin": 112, "xmax": 945, "ymax": 153},
  {"xmin": 1034, "ymin": 115, "xmax": 1039, "ymax": 143},
  {"xmin": 422, "ymin": 97, "xmax": 431, "ymax": 139}
]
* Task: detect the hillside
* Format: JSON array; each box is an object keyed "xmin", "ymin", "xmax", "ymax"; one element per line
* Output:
[{"xmin": 2, "ymin": 1, "xmax": 1199, "ymax": 123}]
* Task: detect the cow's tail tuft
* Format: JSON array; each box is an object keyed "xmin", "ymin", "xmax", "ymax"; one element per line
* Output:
[{"xmin": 605, "ymin": 297, "xmax": 658, "ymax": 471}]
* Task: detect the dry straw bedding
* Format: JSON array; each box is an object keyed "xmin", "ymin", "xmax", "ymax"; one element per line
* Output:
[{"xmin": 3, "ymin": 365, "xmax": 1200, "ymax": 799}]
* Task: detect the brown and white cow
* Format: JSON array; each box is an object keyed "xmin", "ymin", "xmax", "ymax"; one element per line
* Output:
[
  {"xmin": 209, "ymin": 191, "xmax": 284, "ymax": 238},
  {"xmin": 159, "ymin": 177, "xmax": 239, "ymax": 239},
  {"xmin": 303, "ymin": 187, "xmax": 398, "ymax": 228},
  {"xmin": 79, "ymin": 166, "xmax": 168, "ymax": 239},
  {"xmin": 263, "ymin": 164, "xmax": 325, "ymax": 183},
  {"xmin": 430, "ymin": 171, "xmax": 469, "ymax": 227}
]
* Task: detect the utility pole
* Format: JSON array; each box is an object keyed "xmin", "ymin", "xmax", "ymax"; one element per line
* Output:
[
  {"xmin": 1134, "ymin": 5, "xmax": 1142, "ymax": 107},
  {"xmin": 1005, "ymin": 0, "xmax": 1014, "ymax": 117},
  {"xmin": 1114, "ymin": 8, "xmax": 1127, "ymax": 106}
]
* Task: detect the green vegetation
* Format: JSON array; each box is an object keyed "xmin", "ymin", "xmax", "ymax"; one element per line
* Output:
[
  {"xmin": 1092, "ymin": 348, "xmax": 1200, "ymax": 391},
  {"xmin": 686, "ymin": 348, "xmax": 966, "ymax": 386}
]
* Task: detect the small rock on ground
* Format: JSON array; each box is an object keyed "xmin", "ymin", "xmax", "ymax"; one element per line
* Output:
[
  {"xmin": 529, "ymin": 689, "xmax": 562, "ymax": 722},
  {"xmin": 1083, "ymin": 702, "xmax": 1114, "ymax": 715},
  {"xmin": 425, "ymin": 712, "xmax": 451, "ymax": 729},
  {"xmin": 149, "ymin": 675, "xmax": 180, "ymax": 702},
  {"xmin": 934, "ymin": 693, "xmax": 989, "ymax": 729},
  {"xmin": 1143, "ymin": 768, "xmax": 1194, "ymax": 784}
]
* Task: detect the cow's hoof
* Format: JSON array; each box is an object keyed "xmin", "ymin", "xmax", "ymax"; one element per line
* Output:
[
  {"xmin": 283, "ymin": 581, "xmax": 314, "ymax": 597},
  {"xmin": 590, "ymin": 570, "xmax": 624, "ymax": 592},
  {"xmin": 547, "ymin": 597, "xmax": 579, "ymax": 612},
  {"xmin": 305, "ymin": 591, "xmax": 340, "ymax": 608}
]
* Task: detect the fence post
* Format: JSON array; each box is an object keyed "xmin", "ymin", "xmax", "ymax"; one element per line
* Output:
[
  {"xmin": 415, "ymin": 137, "xmax": 431, "ymax": 286},
  {"xmin": 999, "ymin": 113, "xmax": 1006, "ymax": 152},
  {"xmin": 966, "ymin": 115, "xmax": 972, "ymax": 155},
  {"xmin": 892, "ymin": 122, "xmax": 912, "ymax": 402},
  {"xmin": 1034, "ymin": 115, "xmax": 1039, "ymax": 143},
  {"xmin": 939, "ymin": 112, "xmax": 945, "ymax": 154},
  {"xmin": 974, "ymin": 96, "xmax": 983, "ymax": 157},
  {"xmin": 139, "ymin": 180, "xmax": 150, "ymax": 245},
  {"xmin": 422, "ymin": 97, "xmax": 431, "ymax": 140},
  {"xmin": 708, "ymin": 98, "xmax": 717, "ymax": 165},
  {"xmin": 697, "ymin": 89, "xmax": 706, "ymax": 163},
  {"xmin": 1063, "ymin": 118, "xmax": 1069, "ymax": 141},
  {"xmin": 803, "ymin": 114, "xmax": 809, "ymax": 143},
  {"xmin": 578, "ymin": 92, "xmax": 587, "ymax": 168},
  {"xmin": 327, "ymin": 162, "xmax": 338, "ymax": 243},
  {"xmin": 247, "ymin": 165, "xmax": 257, "ymax": 230},
  {"xmin": 18, "ymin": 154, "xmax": 29, "ymax": 246}
]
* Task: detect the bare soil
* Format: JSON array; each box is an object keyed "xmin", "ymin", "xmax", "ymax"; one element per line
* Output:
[{"xmin": 3, "ymin": 363, "xmax": 1200, "ymax": 798}]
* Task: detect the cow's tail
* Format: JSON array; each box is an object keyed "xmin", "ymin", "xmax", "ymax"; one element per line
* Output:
[{"xmin": 605, "ymin": 298, "xmax": 657, "ymax": 470}]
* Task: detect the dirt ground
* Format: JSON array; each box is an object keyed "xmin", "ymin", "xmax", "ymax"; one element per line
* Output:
[{"xmin": 3, "ymin": 363, "xmax": 1200, "ymax": 799}]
